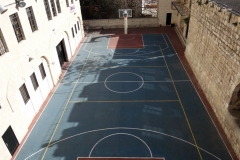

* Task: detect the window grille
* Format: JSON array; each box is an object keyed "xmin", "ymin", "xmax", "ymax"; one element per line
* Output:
[
  {"xmin": 77, "ymin": 21, "xmax": 80, "ymax": 30},
  {"xmin": 56, "ymin": 0, "xmax": 61, "ymax": 13},
  {"xmin": 50, "ymin": 0, "xmax": 57, "ymax": 16},
  {"xmin": 0, "ymin": 33, "xmax": 7, "ymax": 56},
  {"xmin": 74, "ymin": 24, "xmax": 77, "ymax": 34},
  {"xmin": 71, "ymin": 27, "xmax": 74, "ymax": 37},
  {"xmin": 19, "ymin": 84, "xmax": 30, "ymax": 104},
  {"xmin": 43, "ymin": 0, "xmax": 52, "ymax": 20},
  {"xmin": 66, "ymin": 0, "xmax": 69, "ymax": 7},
  {"xmin": 30, "ymin": 73, "xmax": 39, "ymax": 90},
  {"xmin": 9, "ymin": 13, "xmax": 24, "ymax": 42},
  {"xmin": 39, "ymin": 63, "xmax": 46, "ymax": 79},
  {"xmin": 26, "ymin": 7, "xmax": 37, "ymax": 32}
]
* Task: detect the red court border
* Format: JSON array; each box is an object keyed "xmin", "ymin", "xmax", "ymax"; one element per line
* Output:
[
  {"xmin": 11, "ymin": 27, "xmax": 238, "ymax": 160},
  {"xmin": 77, "ymin": 158, "xmax": 165, "ymax": 160},
  {"xmin": 108, "ymin": 34, "xmax": 144, "ymax": 49}
]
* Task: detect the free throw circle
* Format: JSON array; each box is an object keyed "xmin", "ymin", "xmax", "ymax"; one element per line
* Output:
[{"xmin": 104, "ymin": 72, "xmax": 144, "ymax": 93}]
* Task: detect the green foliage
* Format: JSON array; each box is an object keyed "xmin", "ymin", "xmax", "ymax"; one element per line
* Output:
[
  {"xmin": 80, "ymin": 0, "xmax": 121, "ymax": 19},
  {"xmin": 183, "ymin": 16, "xmax": 190, "ymax": 24}
]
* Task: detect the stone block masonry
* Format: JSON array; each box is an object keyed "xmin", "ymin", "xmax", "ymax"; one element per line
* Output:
[{"xmin": 185, "ymin": 0, "xmax": 240, "ymax": 159}]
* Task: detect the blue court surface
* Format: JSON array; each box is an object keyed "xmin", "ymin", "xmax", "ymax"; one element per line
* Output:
[{"xmin": 15, "ymin": 34, "xmax": 232, "ymax": 160}]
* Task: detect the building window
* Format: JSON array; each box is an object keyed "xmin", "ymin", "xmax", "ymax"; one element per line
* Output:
[
  {"xmin": 74, "ymin": 24, "xmax": 77, "ymax": 34},
  {"xmin": 71, "ymin": 27, "xmax": 74, "ymax": 37},
  {"xmin": 9, "ymin": 13, "xmax": 24, "ymax": 42},
  {"xmin": 0, "ymin": 30, "xmax": 7, "ymax": 56},
  {"xmin": 39, "ymin": 63, "xmax": 46, "ymax": 79},
  {"xmin": 30, "ymin": 73, "xmax": 39, "ymax": 90},
  {"xmin": 56, "ymin": 0, "xmax": 61, "ymax": 13},
  {"xmin": 26, "ymin": 7, "xmax": 38, "ymax": 32},
  {"xmin": 77, "ymin": 21, "xmax": 80, "ymax": 30},
  {"xmin": 66, "ymin": 0, "xmax": 69, "ymax": 7},
  {"xmin": 50, "ymin": 0, "xmax": 57, "ymax": 17},
  {"xmin": 19, "ymin": 84, "xmax": 30, "ymax": 104},
  {"xmin": 71, "ymin": 0, "xmax": 73, "ymax": 4},
  {"xmin": 44, "ymin": 0, "xmax": 52, "ymax": 20}
]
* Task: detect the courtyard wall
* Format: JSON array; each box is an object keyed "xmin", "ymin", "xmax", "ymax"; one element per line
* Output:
[{"xmin": 185, "ymin": 0, "xmax": 240, "ymax": 158}]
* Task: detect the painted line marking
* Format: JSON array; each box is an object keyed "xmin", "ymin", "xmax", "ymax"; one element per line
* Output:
[
  {"xmin": 104, "ymin": 72, "xmax": 144, "ymax": 93},
  {"xmin": 68, "ymin": 100, "xmax": 180, "ymax": 103},
  {"xmin": 41, "ymin": 49, "xmax": 92, "ymax": 159},
  {"xmin": 77, "ymin": 158, "xmax": 165, "ymax": 160},
  {"xmin": 60, "ymin": 80, "xmax": 191, "ymax": 84},
  {"xmin": 110, "ymin": 48, "xmax": 140, "ymax": 54},
  {"xmin": 88, "ymin": 133, "xmax": 152, "ymax": 157},
  {"xmin": 24, "ymin": 127, "xmax": 220, "ymax": 160},
  {"xmin": 165, "ymin": 34, "xmax": 233, "ymax": 159},
  {"xmin": 159, "ymin": 45, "xmax": 203, "ymax": 160},
  {"xmin": 77, "ymin": 157, "xmax": 165, "ymax": 160},
  {"xmin": 83, "ymin": 66, "xmax": 167, "ymax": 68}
]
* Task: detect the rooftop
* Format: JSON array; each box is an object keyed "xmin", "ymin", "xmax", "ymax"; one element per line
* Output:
[{"xmin": 213, "ymin": 0, "xmax": 240, "ymax": 15}]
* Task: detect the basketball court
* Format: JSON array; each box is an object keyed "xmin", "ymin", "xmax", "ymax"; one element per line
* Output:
[{"xmin": 12, "ymin": 30, "xmax": 236, "ymax": 160}]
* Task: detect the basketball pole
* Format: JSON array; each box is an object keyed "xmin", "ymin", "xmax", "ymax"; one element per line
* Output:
[{"xmin": 124, "ymin": 13, "xmax": 128, "ymax": 34}]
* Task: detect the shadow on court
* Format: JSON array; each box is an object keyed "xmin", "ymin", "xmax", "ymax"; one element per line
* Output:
[{"xmin": 15, "ymin": 33, "xmax": 234, "ymax": 160}]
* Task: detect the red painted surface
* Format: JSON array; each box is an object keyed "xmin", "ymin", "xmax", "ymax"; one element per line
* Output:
[{"xmin": 108, "ymin": 35, "xmax": 144, "ymax": 49}]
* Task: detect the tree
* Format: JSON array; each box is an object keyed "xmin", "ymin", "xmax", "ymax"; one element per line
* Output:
[{"xmin": 80, "ymin": 0, "xmax": 121, "ymax": 19}]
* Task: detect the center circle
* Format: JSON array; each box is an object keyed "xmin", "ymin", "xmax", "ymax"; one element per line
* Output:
[{"xmin": 104, "ymin": 72, "xmax": 144, "ymax": 93}]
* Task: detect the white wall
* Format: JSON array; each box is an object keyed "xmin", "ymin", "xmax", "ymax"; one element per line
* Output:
[
  {"xmin": 84, "ymin": 18, "xmax": 160, "ymax": 29},
  {"xmin": 158, "ymin": 0, "xmax": 178, "ymax": 26},
  {"xmin": 0, "ymin": 0, "xmax": 84, "ymax": 159}
]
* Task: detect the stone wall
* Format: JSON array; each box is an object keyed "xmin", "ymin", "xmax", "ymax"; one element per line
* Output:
[
  {"xmin": 83, "ymin": 18, "xmax": 159, "ymax": 29},
  {"xmin": 185, "ymin": 0, "xmax": 240, "ymax": 158}
]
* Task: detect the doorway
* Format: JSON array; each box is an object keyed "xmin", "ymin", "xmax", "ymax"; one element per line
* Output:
[
  {"xmin": 2, "ymin": 126, "xmax": 19, "ymax": 156},
  {"xmin": 166, "ymin": 13, "xmax": 172, "ymax": 25},
  {"xmin": 56, "ymin": 39, "xmax": 67, "ymax": 67}
]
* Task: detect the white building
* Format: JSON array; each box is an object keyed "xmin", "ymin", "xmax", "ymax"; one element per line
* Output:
[{"xmin": 0, "ymin": 0, "xmax": 84, "ymax": 159}]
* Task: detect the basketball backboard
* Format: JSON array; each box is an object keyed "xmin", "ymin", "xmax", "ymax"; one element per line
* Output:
[{"xmin": 119, "ymin": 9, "xmax": 132, "ymax": 18}]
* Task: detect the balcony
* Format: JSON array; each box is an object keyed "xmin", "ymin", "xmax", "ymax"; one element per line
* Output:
[{"xmin": 171, "ymin": 1, "xmax": 190, "ymax": 16}]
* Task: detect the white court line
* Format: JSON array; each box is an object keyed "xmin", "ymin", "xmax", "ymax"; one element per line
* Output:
[
  {"xmin": 165, "ymin": 34, "xmax": 233, "ymax": 159},
  {"xmin": 104, "ymin": 72, "xmax": 144, "ymax": 93},
  {"xmin": 84, "ymin": 66, "xmax": 167, "ymax": 68},
  {"xmin": 110, "ymin": 48, "xmax": 140, "ymax": 55},
  {"xmin": 23, "ymin": 127, "xmax": 221, "ymax": 160},
  {"xmin": 77, "ymin": 157, "xmax": 165, "ymax": 160},
  {"xmin": 84, "ymin": 34, "xmax": 170, "ymax": 55},
  {"xmin": 162, "ymin": 34, "xmax": 169, "ymax": 50},
  {"xmin": 88, "ymin": 133, "xmax": 152, "ymax": 157},
  {"xmin": 60, "ymin": 80, "xmax": 191, "ymax": 84},
  {"xmin": 107, "ymin": 35, "xmax": 110, "ymax": 49}
]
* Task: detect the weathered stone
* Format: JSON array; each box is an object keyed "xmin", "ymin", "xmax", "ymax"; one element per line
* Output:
[{"xmin": 185, "ymin": 2, "xmax": 240, "ymax": 159}]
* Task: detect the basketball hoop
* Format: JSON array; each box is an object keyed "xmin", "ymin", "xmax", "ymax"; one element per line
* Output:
[
  {"xmin": 118, "ymin": 9, "xmax": 132, "ymax": 18},
  {"xmin": 118, "ymin": 9, "xmax": 132, "ymax": 34},
  {"xmin": 123, "ymin": 12, "xmax": 128, "ymax": 19}
]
